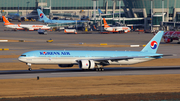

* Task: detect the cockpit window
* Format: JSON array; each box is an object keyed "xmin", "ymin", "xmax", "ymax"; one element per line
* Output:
[{"xmin": 21, "ymin": 55, "xmax": 26, "ymax": 57}]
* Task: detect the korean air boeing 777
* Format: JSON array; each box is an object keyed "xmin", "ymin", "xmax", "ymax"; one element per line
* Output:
[
  {"xmin": 37, "ymin": 9, "xmax": 86, "ymax": 24},
  {"xmin": 18, "ymin": 31, "xmax": 167, "ymax": 71}
]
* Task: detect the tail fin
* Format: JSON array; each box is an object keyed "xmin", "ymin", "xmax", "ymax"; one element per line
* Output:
[
  {"xmin": 103, "ymin": 18, "xmax": 110, "ymax": 28},
  {"xmin": 37, "ymin": 9, "xmax": 49, "ymax": 22},
  {"xmin": 98, "ymin": 9, "xmax": 103, "ymax": 14},
  {"xmin": 2, "ymin": 16, "xmax": 14, "ymax": 25},
  {"xmin": 141, "ymin": 31, "xmax": 164, "ymax": 53}
]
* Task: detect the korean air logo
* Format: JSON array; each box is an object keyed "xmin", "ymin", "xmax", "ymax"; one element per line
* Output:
[
  {"xmin": 43, "ymin": 52, "xmax": 47, "ymax": 55},
  {"xmin": 150, "ymin": 41, "xmax": 158, "ymax": 49},
  {"xmin": 40, "ymin": 13, "xmax": 44, "ymax": 18},
  {"xmin": 40, "ymin": 51, "xmax": 70, "ymax": 55},
  {"xmin": 86, "ymin": 63, "xmax": 88, "ymax": 66}
]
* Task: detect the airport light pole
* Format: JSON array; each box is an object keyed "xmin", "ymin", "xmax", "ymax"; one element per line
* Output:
[
  {"xmin": 26, "ymin": 1, "xmax": 30, "ymax": 16},
  {"xmin": 162, "ymin": 0, "xmax": 164, "ymax": 22},
  {"xmin": 118, "ymin": 0, "xmax": 121, "ymax": 24},
  {"xmin": 41, "ymin": 0, "xmax": 43, "ymax": 10},
  {"xmin": 112, "ymin": 0, "xmax": 115, "ymax": 19},
  {"xmin": 151, "ymin": 0, "xmax": 153, "ymax": 31},
  {"xmin": 97, "ymin": 0, "xmax": 98, "ymax": 15},
  {"xmin": 92, "ymin": 0, "xmax": 97, "ymax": 23},
  {"xmin": 50, "ymin": 0, "xmax": 51, "ymax": 13},
  {"xmin": 100, "ymin": 13, "xmax": 102, "ymax": 32}
]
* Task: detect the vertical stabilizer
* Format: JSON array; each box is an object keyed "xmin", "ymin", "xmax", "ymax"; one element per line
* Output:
[
  {"xmin": 37, "ymin": 9, "xmax": 49, "ymax": 22},
  {"xmin": 2, "ymin": 16, "xmax": 14, "ymax": 25},
  {"xmin": 98, "ymin": 9, "xmax": 103, "ymax": 14},
  {"xmin": 141, "ymin": 31, "xmax": 164, "ymax": 53},
  {"xmin": 103, "ymin": 18, "xmax": 110, "ymax": 28}
]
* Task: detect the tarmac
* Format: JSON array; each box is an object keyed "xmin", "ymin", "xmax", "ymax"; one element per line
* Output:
[
  {"xmin": 0, "ymin": 66, "xmax": 180, "ymax": 79},
  {"xmin": 0, "ymin": 21, "xmax": 180, "ymax": 79}
]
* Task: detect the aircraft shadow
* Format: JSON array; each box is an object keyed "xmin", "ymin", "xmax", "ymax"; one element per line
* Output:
[{"xmin": 0, "ymin": 66, "xmax": 180, "ymax": 75}]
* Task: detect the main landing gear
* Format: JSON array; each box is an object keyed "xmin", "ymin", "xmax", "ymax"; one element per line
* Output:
[
  {"xmin": 95, "ymin": 68, "xmax": 104, "ymax": 71},
  {"xmin": 95, "ymin": 65, "xmax": 104, "ymax": 71},
  {"xmin": 27, "ymin": 63, "xmax": 32, "ymax": 71}
]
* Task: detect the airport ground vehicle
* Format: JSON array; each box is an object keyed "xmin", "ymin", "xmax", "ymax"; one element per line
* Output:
[
  {"xmin": 38, "ymin": 28, "xmax": 47, "ymax": 34},
  {"xmin": 163, "ymin": 31, "xmax": 180, "ymax": 44},
  {"xmin": 64, "ymin": 29, "xmax": 77, "ymax": 34},
  {"xmin": 46, "ymin": 39, "xmax": 53, "ymax": 43}
]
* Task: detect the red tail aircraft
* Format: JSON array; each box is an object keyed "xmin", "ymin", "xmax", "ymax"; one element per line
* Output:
[{"xmin": 163, "ymin": 31, "xmax": 180, "ymax": 44}]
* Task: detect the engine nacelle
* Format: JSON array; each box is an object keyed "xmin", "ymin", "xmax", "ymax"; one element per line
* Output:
[
  {"xmin": 58, "ymin": 64, "xmax": 73, "ymax": 67},
  {"xmin": 124, "ymin": 30, "xmax": 128, "ymax": 33},
  {"xmin": 164, "ymin": 38, "xmax": 173, "ymax": 43},
  {"xmin": 78, "ymin": 60, "xmax": 95, "ymax": 69}
]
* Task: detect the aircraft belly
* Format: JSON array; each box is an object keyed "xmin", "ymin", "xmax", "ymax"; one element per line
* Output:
[
  {"xmin": 22, "ymin": 57, "xmax": 76, "ymax": 64},
  {"xmin": 108, "ymin": 58, "xmax": 154, "ymax": 65}
]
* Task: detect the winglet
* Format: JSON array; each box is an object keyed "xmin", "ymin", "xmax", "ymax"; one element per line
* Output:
[
  {"xmin": 141, "ymin": 31, "xmax": 164, "ymax": 53},
  {"xmin": 2, "ymin": 16, "xmax": 14, "ymax": 25},
  {"xmin": 103, "ymin": 18, "xmax": 110, "ymax": 28}
]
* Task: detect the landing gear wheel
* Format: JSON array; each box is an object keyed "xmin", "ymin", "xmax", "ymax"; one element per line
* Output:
[
  {"xmin": 95, "ymin": 68, "xmax": 104, "ymax": 71},
  {"xmin": 28, "ymin": 68, "xmax": 32, "ymax": 71},
  {"xmin": 27, "ymin": 63, "xmax": 32, "ymax": 71}
]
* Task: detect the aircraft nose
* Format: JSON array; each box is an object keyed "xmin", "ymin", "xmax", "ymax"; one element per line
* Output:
[{"xmin": 18, "ymin": 57, "xmax": 26, "ymax": 62}]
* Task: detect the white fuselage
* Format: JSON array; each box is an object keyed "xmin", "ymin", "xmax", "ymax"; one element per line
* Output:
[
  {"xmin": 5, "ymin": 24, "xmax": 50, "ymax": 30},
  {"xmin": 104, "ymin": 26, "xmax": 131, "ymax": 32},
  {"xmin": 19, "ymin": 56, "xmax": 154, "ymax": 65}
]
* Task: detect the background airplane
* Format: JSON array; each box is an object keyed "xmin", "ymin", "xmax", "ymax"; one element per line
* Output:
[
  {"xmin": 163, "ymin": 31, "xmax": 180, "ymax": 44},
  {"xmin": 103, "ymin": 18, "xmax": 131, "ymax": 33},
  {"xmin": 6, "ymin": 5, "xmax": 21, "ymax": 22},
  {"xmin": 6, "ymin": 13, "xmax": 20, "ymax": 22},
  {"xmin": 37, "ymin": 9, "xmax": 87, "ymax": 24},
  {"xmin": 98, "ymin": 9, "xmax": 104, "ymax": 14},
  {"xmin": 2, "ymin": 16, "xmax": 50, "ymax": 31},
  {"xmin": 18, "ymin": 31, "xmax": 167, "ymax": 71}
]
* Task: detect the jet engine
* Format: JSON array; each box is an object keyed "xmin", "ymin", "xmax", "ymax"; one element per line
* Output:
[
  {"xmin": 58, "ymin": 64, "xmax": 74, "ymax": 67},
  {"xmin": 164, "ymin": 38, "xmax": 173, "ymax": 43},
  {"xmin": 124, "ymin": 30, "xmax": 128, "ymax": 33},
  {"xmin": 124, "ymin": 30, "xmax": 130, "ymax": 33},
  {"xmin": 78, "ymin": 60, "xmax": 95, "ymax": 69}
]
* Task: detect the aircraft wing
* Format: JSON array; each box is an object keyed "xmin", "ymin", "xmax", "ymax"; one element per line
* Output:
[
  {"xmin": 116, "ymin": 29, "xmax": 123, "ymax": 31},
  {"xmin": 75, "ymin": 54, "xmax": 173, "ymax": 65},
  {"xmin": 92, "ymin": 56, "xmax": 147, "ymax": 62},
  {"xmin": 76, "ymin": 56, "xmax": 146, "ymax": 64},
  {"xmin": 18, "ymin": 25, "xmax": 33, "ymax": 30},
  {"xmin": 149, "ymin": 54, "xmax": 174, "ymax": 58},
  {"xmin": 21, "ymin": 15, "xmax": 38, "ymax": 18}
]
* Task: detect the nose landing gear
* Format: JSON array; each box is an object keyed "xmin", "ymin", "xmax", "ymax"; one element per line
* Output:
[{"xmin": 27, "ymin": 63, "xmax": 32, "ymax": 71}]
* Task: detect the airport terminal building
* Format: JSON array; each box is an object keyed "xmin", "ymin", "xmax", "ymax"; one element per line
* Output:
[
  {"xmin": 1, "ymin": 0, "xmax": 180, "ymax": 30},
  {"xmin": 0, "ymin": 0, "xmax": 122, "ymax": 17},
  {"xmin": 123, "ymin": 0, "xmax": 180, "ymax": 30}
]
